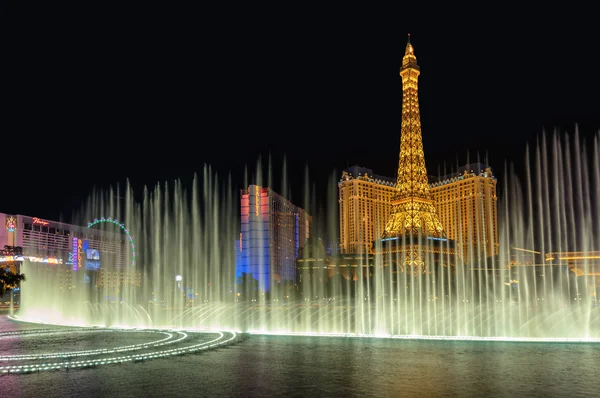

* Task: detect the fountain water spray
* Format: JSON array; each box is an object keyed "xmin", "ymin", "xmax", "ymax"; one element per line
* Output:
[{"xmin": 17, "ymin": 130, "xmax": 600, "ymax": 340}]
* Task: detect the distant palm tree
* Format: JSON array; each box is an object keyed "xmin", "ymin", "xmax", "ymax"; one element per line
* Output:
[
  {"xmin": 1, "ymin": 245, "xmax": 26, "ymax": 295},
  {"xmin": 0, "ymin": 271, "xmax": 26, "ymax": 296},
  {"xmin": 1, "ymin": 245, "xmax": 23, "ymax": 256}
]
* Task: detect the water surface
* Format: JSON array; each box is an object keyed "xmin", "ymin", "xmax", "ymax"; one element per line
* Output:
[{"xmin": 1, "ymin": 315, "xmax": 599, "ymax": 397}]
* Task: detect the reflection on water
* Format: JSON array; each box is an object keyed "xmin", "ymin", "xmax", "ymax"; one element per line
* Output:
[{"xmin": 0, "ymin": 315, "xmax": 599, "ymax": 397}]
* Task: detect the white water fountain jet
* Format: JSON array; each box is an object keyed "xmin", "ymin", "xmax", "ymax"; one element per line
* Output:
[{"xmin": 15, "ymin": 130, "xmax": 600, "ymax": 340}]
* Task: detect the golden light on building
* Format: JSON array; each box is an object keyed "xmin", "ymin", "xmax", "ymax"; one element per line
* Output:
[
  {"xmin": 338, "ymin": 37, "xmax": 498, "ymax": 266},
  {"xmin": 338, "ymin": 164, "xmax": 499, "ymax": 261},
  {"xmin": 382, "ymin": 35, "xmax": 444, "ymax": 240},
  {"xmin": 372, "ymin": 35, "xmax": 456, "ymax": 273},
  {"xmin": 545, "ymin": 251, "xmax": 600, "ymax": 277},
  {"xmin": 546, "ymin": 252, "xmax": 600, "ymax": 262},
  {"xmin": 338, "ymin": 167, "xmax": 396, "ymax": 254},
  {"xmin": 430, "ymin": 164, "xmax": 499, "ymax": 260},
  {"xmin": 97, "ymin": 269, "xmax": 142, "ymax": 289}
]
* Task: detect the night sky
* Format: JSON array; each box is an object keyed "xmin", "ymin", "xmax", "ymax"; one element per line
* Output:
[{"xmin": 2, "ymin": 5, "xmax": 599, "ymax": 223}]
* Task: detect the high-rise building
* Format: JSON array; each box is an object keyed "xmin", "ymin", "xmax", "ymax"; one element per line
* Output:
[
  {"xmin": 237, "ymin": 185, "xmax": 311, "ymax": 291},
  {"xmin": 338, "ymin": 166, "xmax": 396, "ymax": 254},
  {"xmin": 430, "ymin": 163, "xmax": 499, "ymax": 260}
]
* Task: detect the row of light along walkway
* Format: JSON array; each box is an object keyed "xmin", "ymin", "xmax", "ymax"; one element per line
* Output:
[{"xmin": 0, "ymin": 326, "xmax": 245, "ymax": 374}]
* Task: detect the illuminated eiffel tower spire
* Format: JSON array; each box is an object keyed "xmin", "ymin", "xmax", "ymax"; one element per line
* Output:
[{"xmin": 382, "ymin": 35, "xmax": 445, "ymax": 239}]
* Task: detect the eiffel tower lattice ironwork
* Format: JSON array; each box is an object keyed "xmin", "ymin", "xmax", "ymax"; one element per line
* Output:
[{"xmin": 382, "ymin": 35, "xmax": 445, "ymax": 240}]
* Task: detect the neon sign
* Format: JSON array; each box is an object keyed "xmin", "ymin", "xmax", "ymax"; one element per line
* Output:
[
  {"xmin": 0, "ymin": 255, "xmax": 63, "ymax": 264},
  {"xmin": 33, "ymin": 217, "xmax": 49, "ymax": 226},
  {"xmin": 27, "ymin": 256, "xmax": 62, "ymax": 264},
  {"xmin": 255, "ymin": 186, "xmax": 259, "ymax": 216},
  {"xmin": 88, "ymin": 217, "xmax": 135, "ymax": 267},
  {"xmin": 0, "ymin": 255, "xmax": 24, "ymax": 262},
  {"xmin": 5, "ymin": 216, "xmax": 16, "ymax": 232},
  {"xmin": 72, "ymin": 237, "xmax": 78, "ymax": 271},
  {"xmin": 78, "ymin": 238, "xmax": 83, "ymax": 269}
]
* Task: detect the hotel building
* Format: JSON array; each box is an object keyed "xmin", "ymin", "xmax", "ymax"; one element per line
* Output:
[
  {"xmin": 236, "ymin": 185, "xmax": 311, "ymax": 291},
  {"xmin": 338, "ymin": 163, "xmax": 498, "ymax": 261},
  {"xmin": 338, "ymin": 166, "xmax": 396, "ymax": 254},
  {"xmin": 430, "ymin": 163, "xmax": 498, "ymax": 260},
  {"xmin": 0, "ymin": 212, "xmax": 140, "ymax": 291}
]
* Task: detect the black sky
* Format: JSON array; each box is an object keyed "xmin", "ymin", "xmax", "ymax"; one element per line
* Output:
[{"xmin": 2, "ymin": 4, "xmax": 599, "ymax": 222}]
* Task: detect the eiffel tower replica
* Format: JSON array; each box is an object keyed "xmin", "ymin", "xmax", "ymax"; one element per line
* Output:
[{"xmin": 375, "ymin": 35, "xmax": 456, "ymax": 275}]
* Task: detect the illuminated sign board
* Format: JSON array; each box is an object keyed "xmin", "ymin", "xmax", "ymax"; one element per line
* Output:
[
  {"xmin": 27, "ymin": 257, "xmax": 62, "ymax": 264},
  {"xmin": 72, "ymin": 237, "xmax": 78, "ymax": 271},
  {"xmin": 81, "ymin": 240, "xmax": 101, "ymax": 270},
  {"xmin": 0, "ymin": 255, "xmax": 24, "ymax": 262},
  {"xmin": 0, "ymin": 255, "xmax": 63, "ymax": 264},
  {"xmin": 5, "ymin": 216, "xmax": 17, "ymax": 232},
  {"xmin": 78, "ymin": 239, "xmax": 83, "ymax": 269},
  {"xmin": 33, "ymin": 217, "xmax": 49, "ymax": 226},
  {"xmin": 85, "ymin": 261, "xmax": 100, "ymax": 271},
  {"xmin": 87, "ymin": 249, "xmax": 100, "ymax": 260}
]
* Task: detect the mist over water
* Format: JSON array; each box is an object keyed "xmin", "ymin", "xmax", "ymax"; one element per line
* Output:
[{"xmin": 18, "ymin": 130, "xmax": 600, "ymax": 339}]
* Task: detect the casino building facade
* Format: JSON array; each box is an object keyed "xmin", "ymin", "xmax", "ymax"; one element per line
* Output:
[{"xmin": 0, "ymin": 212, "xmax": 140, "ymax": 293}]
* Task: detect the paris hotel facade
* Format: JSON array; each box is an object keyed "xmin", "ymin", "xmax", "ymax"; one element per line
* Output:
[{"xmin": 338, "ymin": 163, "xmax": 498, "ymax": 261}]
